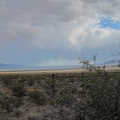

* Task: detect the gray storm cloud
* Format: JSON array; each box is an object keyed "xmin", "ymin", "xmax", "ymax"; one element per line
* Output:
[{"xmin": 0, "ymin": 0, "xmax": 120, "ymax": 65}]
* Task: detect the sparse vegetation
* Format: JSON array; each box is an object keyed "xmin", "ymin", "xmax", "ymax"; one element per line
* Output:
[
  {"xmin": 28, "ymin": 90, "xmax": 47, "ymax": 105},
  {"xmin": 0, "ymin": 70, "xmax": 120, "ymax": 119}
]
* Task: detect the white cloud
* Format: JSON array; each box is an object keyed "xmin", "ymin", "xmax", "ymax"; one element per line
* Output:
[{"xmin": 68, "ymin": 24, "xmax": 120, "ymax": 49}]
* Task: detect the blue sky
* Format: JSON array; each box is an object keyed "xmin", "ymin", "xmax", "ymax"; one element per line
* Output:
[
  {"xmin": 99, "ymin": 17, "xmax": 120, "ymax": 30},
  {"xmin": 0, "ymin": 0, "xmax": 120, "ymax": 66}
]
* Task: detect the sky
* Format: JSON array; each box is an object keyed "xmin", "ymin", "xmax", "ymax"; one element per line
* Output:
[{"xmin": 0, "ymin": 0, "xmax": 120, "ymax": 66}]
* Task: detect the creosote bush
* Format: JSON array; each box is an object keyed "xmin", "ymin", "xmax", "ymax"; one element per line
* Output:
[
  {"xmin": 11, "ymin": 83, "xmax": 25, "ymax": 97},
  {"xmin": 0, "ymin": 97, "xmax": 23, "ymax": 112},
  {"xmin": 75, "ymin": 54, "xmax": 120, "ymax": 120},
  {"xmin": 27, "ymin": 79, "xmax": 35, "ymax": 86},
  {"xmin": 28, "ymin": 90, "xmax": 47, "ymax": 105},
  {"xmin": 2, "ymin": 78, "xmax": 13, "ymax": 86}
]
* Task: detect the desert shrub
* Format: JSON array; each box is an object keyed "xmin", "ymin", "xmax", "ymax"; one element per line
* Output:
[
  {"xmin": 0, "ymin": 97, "xmax": 13, "ymax": 112},
  {"xmin": 11, "ymin": 83, "xmax": 25, "ymax": 97},
  {"xmin": 0, "ymin": 97, "xmax": 23, "ymax": 112},
  {"xmin": 42, "ymin": 78, "xmax": 57, "ymax": 98},
  {"xmin": 2, "ymin": 78, "xmax": 13, "ymax": 86},
  {"xmin": 28, "ymin": 90, "xmax": 47, "ymax": 105},
  {"xmin": 78, "ymin": 54, "xmax": 106, "ymax": 74},
  {"xmin": 27, "ymin": 113, "xmax": 40, "ymax": 120},
  {"xmin": 74, "ymin": 56, "xmax": 120, "ymax": 119},
  {"xmin": 27, "ymin": 79, "xmax": 35, "ymax": 86},
  {"xmin": 17, "ymin": 76, "xmax": 35, "ymax": 86},
  {"xmin": 1, "ymin": 75, "xmax": 18, "ymax": 80},
  {"xmin": 54, "ymin": 94, "xmax": 75, "ymax": 108},
  {"xmin": 17, "ymin": 75, "xmax": 28, "ymax": 84},
  {"xmin": 74, "ymin": 77, "xmax": 120, "ymax": 119},
  {"xmin": 1, "ymin": 75, "xmax": 19, "ymax": 84},
  {"xmin": 1, "ymin": 75, "xmax": 22, "ymax": 86},
  {"xmin": 49, "ymin": 85, "xmax": 76, "ymax": 108},
  {"xmin": 14, "ymin": 109, "xmax": 22, "ymax": 118},
  {"xmin": 59, "ymin": 85, "xmax": 77, "ymax": 95},
  {"xmin": 14, "ymin": 97, "xmax": 23, "ymax": 108}
]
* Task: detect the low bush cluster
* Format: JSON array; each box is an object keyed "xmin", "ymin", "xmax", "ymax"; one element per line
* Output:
[
  {"xmin": 0, "ymin": 96, "xmax": 23, "ymax": 112},
  {"xmin": 28, "ymin": 90, "xmax": 47, "ymax": 105}
]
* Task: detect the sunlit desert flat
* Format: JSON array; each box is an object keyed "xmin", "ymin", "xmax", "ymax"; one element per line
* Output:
[{"xmin": 0, "ymin": 67, "xmax": 120, "ymax": 75}]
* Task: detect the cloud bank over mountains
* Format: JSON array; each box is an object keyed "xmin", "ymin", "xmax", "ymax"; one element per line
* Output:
[{"xmin": 0, "ymin": 0, "xmax": 120, "ymax": 66}]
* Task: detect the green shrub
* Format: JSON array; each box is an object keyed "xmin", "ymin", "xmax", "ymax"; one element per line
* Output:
[
  {"xmin": 28, "ymin": 90, "xmax": 47, "ymax": 105},
  {"xmin": 11, "ymin": 83, "xmax": 25, "ymax": 97},
  {"xmin": 27, "ymin": 79, "xmax": 35, "ymax": 86},
  {"xmin": 0, "ymin": 97, "xmax": 13, "ymax": 112},
  {"xmin": 74, "ymin": 75, "xmax": 120, "ymax": 120},
  {"xmin": 2, "ymin": 79, "xmax": 13, "ymax": 86},
  {"xmin": 1, "ymin": 75, "xmax": 19, "ymax": 86},
  {"xmin": 0, "ymin": 97, "xmax": 23, "ymax": 112},
  {"xmin": 17, "ymin": 76, "xmax": 28, "ymax": 84},
  {"xmin": 14, "ymin": 98, "xmax": 23, "ymax": 108}
]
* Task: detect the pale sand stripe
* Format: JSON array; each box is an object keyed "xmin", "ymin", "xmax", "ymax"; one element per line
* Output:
[{"xmin": 0, "ymin": 67, "xmax": 120, "ymax": 75}]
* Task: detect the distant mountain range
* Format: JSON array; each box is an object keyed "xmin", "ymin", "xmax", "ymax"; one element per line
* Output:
[
  {"xmin": 104, "ymin": 59, "xmax": 119, "ymax": 66},
  {"xmin": 0, "ymin": 63, "xmax": 81, "ymax": 71},
  {"xmin": 0, "ymin": 59, "xmax": 119, "ymax": 71},
  {"xmin": 0, "ymin": 63, "xmax": 37, "ymax": 70}
]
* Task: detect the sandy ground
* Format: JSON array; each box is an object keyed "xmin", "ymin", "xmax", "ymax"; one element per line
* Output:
[{"xmin": 0, "ymin": 67, "xmax": 120, "ymax": 75}]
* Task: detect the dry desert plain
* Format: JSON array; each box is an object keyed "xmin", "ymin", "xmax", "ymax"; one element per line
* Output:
[
  {"xmin": 0, "ymin": 67, "xmax": 120, "ymax": 75},
  {"xmin": 0, "ymin": 67, "xmax": 120, "ymax": 120}
]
